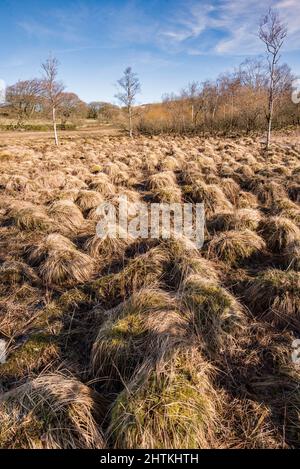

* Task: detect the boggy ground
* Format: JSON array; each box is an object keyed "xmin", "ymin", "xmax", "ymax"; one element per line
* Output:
[{"xmin": 0, "ymin": 133, "xmax": 299, "ymax": 449}]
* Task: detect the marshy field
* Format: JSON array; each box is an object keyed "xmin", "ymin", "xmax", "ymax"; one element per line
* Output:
[{"xmin": 0, "ymin": 132, "xmax": 300, "ymax": 449}]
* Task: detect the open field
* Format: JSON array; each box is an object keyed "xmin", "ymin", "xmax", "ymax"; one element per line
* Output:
[
  {"xmin": 0, "ymin": 132, "xmax": 300, "ymax": 449},
  {"xmin": 0, "ymin": 123, "xmax": 123, "ymax": 140}
]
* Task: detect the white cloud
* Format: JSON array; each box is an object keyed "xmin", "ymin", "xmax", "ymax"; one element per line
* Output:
[
  {"xmin": 16, "ymin": 0, "xmax": 300, "ymax": 57},
  {"xmin": 158, "ymin": 0, "xmax": 300, "ymax": 55}
]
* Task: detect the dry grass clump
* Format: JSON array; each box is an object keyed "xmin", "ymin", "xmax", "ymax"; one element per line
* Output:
[
  {"xmin": 27, "ymin": 233, "xmax": 75, "ymax": 264},
  {"xmin": 75, "ymin": 190, "xmax": 104, "ymax": 212},
  {"xmin": 180, "ymin": 275, "xmax": 245, "ymax": 353},
  {"xmin": 283, "ymin": 241, "xmax": 300, "ymax": 271},
  {"xmin": 91, "ymin": 288, "xmax": 186, "ymax": 387},
  {"xmin": 48, "ymin": 199, "xmax": 84, "ymax": 235},
  {"xmin": 236, "ymin": 191, "xmax": 258, "ymax": 209},
  {"xmin": 151, "ymin": 185, "xmax": 182, "ymax": 203},
  {"xmin": 208, "ymin": 209, "xmax": 261, "ymax": 233},
  {"xmin": 0, "ymin": 259, "xmax": 39, "ymax": 285},
  {"xmin": 89, "ymin": 173, "xmax": 116, "ymax": 196},
  {"xmin": 108, "ymin": 347, "xmax": 219, "ymax": 449},
  {"xmin": 85, "ymin": 226, "xmax": 134, "ymax": 262},
  {"xmin": 102, "ymin": 162, "xmax": 129, "ymax": 185},
  {"xmin": 163, "ymin": 235, "xmax": 219, "ymax": 286},
  {"xmin": 147, "ymin": 171, "xmax": 177, "ymax": 191},
  {"xmin": 0, "ymin": 374, "xmax": 106, "ymax": 449},
  {"xmin": 253, "ymin": 181, "xmax": 287, "ymax": 206},
  {"xmin": 244, "ymin": 269, "xmax": 300, "ymax": 326},
  {"xmin": 28, "ymin": 233, "xmax": 94, "ymax": 287},
  {"xmin": 207, "ymin": 229, "xmax": 266, "ymax": 265},
  {"xmin": 188, "ymin": 181, "xmax": 232, "ymax": 216},
  {"xmin": 90, "ymin": 246, "xmax": 169, "ymax": 302},
  {"xmin": 259, "ymin": 216, "xmax": 300, "ymax": 252},
  {"xmin": 8, "ymin": 203, "xmax": 53, "ymax": 231},
  {"xmin": 220, "ymin": 178, "xmax": 241, "ymax": 205}
]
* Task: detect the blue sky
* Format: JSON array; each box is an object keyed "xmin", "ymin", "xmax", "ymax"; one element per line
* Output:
[{"xmin": 1, "ymin": 0, "xmax": 300, "ymax": 103}]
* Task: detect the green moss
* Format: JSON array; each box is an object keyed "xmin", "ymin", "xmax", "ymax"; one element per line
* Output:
[
  {"xmin": 263, "ymin": 269, "xmax": 300, "ymax": 291},
  {"xmin": 59, "ymin": 288, "xmax": 91, "ymax": 312},
  {"xmin": 109, "ymin": 349, "xmax": 215, "ymax": 449},
  {"xmin": 0, "ymin": 406, "xmax": 45, "ymax": 449},
  {"xmin": 111, "ymin": 313, "xmax": 144, "ymax": 337},
  {"xmin": 34, "ymin": 302, "xmax": 64, "ymax": 330},
  {"xmin": 92, "ymin": 311, "xmax": 148, "ymax": 387},
  {"xmin": 91, "ymin": 165, "xmax": 102, "ymax": 174},
  {"xmin": 0, "ymin": 334, "xmax": 59, "ymax": 380}
]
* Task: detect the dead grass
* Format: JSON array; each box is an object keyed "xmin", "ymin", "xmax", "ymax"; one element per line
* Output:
[
  {"xmin": 0, "ymin": 373, "xmax": 106, "ymax": 448},
  {"xmin": 48, "ymin": 199, "xmax": 84, "ymax": 235},
  {"xmin": 91, "ymin": 288, "xmax": 187, "ymax": 388},
  {"xmin": 259, "ymin": 216, "xmax": 300, "ymax": 252},
  {"xmin": 1, "ymin": 133, "xmax": 300, "ymax": 449},
  {"xmin": 207, "ymin": 229, "xmax": 266, "ymax": 265},
  {"xmin": 244, "ymin": 269, "xmax": 300, "ymax": 327},
  {"xmin": 28, "ymin": 233, "xmax": 94, "ymax": 287},
  {"xmin": 108, "ymin": 347, "xmax": 219, "ymax": 449}
]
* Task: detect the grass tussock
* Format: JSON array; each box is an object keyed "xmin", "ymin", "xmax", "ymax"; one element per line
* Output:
[
  {"xmin": 180, "ymin": 275, "xmax": 245, "ymax": 354},
  {"xmin": 1, "ymin": 134, "xmax": 300, "ymax": 449},
  {"xmin": 48, "ymin": 199, "xmax": 84, "ymax": 235},
  {"xmin": 90, "ymin": 246, "xmax": 169, "ymax": 302},
  {"xmin": 185, "ymin": 181, "xmax": 232, "ymax": 216},
  {"xmin": 28, "ymin": 234, "xmax": 94, "ymax": 287},
  {"xmin": 208, "ymin": 209, "xmax": 262, "ymax": 233},
  {"xmin": 8, "ymin": 203, "xmax": 53, "ymax": 231},
  {"xmin": 108, "ymin": 347, "xmax": 219, "ymax": 449},
  {"xmin": 89, "ymin": 173, "xmax": 116, "ymax": 196},
  {"xmin": 85, "ymin": 226, "xmax": 134, "ymax": 262},
  {"xmin": 207, "ymin": 229, "xmax": 266, "ymax": 265},
  {"xmin": 259, "ymin": 216, "xmax": 300, "ymax": 252},
  {"xmin": 244, "ymin": 269, "xmax": 300, "ymax": 326},
  {"xmin": 75, "ymin": 190, "xmax": 104, "ymax": 212},
  {"xmin": 91, "ymin": 288, "xmax": 186, "ymax": 387},
  {"xmin": 0, "ymin": 374, "xmax": 106, "ymax": 449}
]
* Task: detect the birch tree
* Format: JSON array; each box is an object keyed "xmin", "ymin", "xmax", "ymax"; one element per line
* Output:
[
  {"xmin": 41, "ymin": 56, "xmax": 64, "ymax": 146},
  {"xmin": 259, "ymin": 8, "xmax": 287, "ymax": 151},
  {"xmin": 116, "ymin": 67, "xmax": 141, "ymax": 138}
]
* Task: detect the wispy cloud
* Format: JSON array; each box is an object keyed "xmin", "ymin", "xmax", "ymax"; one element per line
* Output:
[
  {"xmin": 16, "ymin": 0, "xmax": 300, "ymax": 57},
  {"xmin": 156, "ymin": 0, "xmax": 300, "ymax": 55}
]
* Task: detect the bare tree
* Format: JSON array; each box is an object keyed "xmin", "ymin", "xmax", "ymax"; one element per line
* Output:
[
  {"xmin": 259, "ymin": 8, "xmax": 287, "ymax": 150},
  {"xmin": 238, "ymin": 58, "xmax": 268, "ymax": 91},
  {"xmin": 41, "ymin": 56, "xmax": 65, "ymax": 146},
  {"xmin": 181, "ymin": 81, "xmax": 201, "ymax": 125},
  {"xmin": 58, "ymin": 92, "xmax": 86, "ymax": 129},
  {"xmin": 115, "ymin": 67, "xmax": 141, "ymax": 138},
  {"xmin": 6, "ymin": 79, "xmax": 42, "ymax": 127}
]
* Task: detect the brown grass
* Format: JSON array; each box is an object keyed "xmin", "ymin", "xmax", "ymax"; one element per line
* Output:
[
  {"xmin": 244, "ymin": 269, "xmax": 300, "ymax": 327},
  {"xmin": 259, "ymin": 216, "xmax": 300, "ymax": 252},
  {"xmin": 1, "ymin": 133, "xmax": 300, "ymax": 449},
  {"xmin": 0, "ymin": 373, "xmax": 106, "ymax": 449},
  {"xmin": 207, "ymin": 229, "xmax": 266, "ymax": 265}
]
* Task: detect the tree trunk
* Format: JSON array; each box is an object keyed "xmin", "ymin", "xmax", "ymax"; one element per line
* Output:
[
  {"xmin": 266, "ymin": 59, "xmax": 275, "ymax": 152},
  {"xmin": 52, "ymin": 106, "xmax": 59, "ymax": 146},
  {"xmin": 128, "ymin": 106, "xmax": 133, "ymax": 138}
]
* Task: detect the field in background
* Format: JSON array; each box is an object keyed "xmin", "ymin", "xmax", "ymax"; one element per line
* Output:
[{"xmin": 0, "ymin": 132, "xmax": 299, "ymax": 449}]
